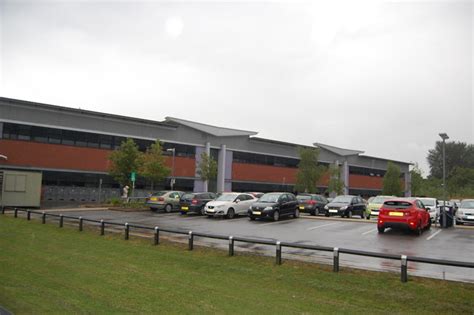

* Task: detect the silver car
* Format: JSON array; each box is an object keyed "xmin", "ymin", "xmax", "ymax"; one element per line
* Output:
[
  {"xmin": 455, "ymin": 199, "xmax": 474, "ymax": 225},
  {"xmin": 146, "ymin": 191, "xmax": 184, "ymax": 212}
]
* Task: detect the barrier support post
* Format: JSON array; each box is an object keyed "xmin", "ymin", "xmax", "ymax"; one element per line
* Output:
[
  {"xmin": 276, "ymin": 241, "xmax": 282, "ymax": 265},
  {"xmin": 79, "ymin": 217, "xmax": 83, "ymax": 231},
  {"xmin": 229, "ymin": 236, "xmax": 234, "ymax": 256},
  {"xmin": 125, "ymin": 223, "xmax": 129, "ymax": 240},
  {"xmin": 154, "ymin": 227, "xmax": 159, "ymax": 245},
  {"xmin": 333, "ymin": 247, "xmax": 340, "ymax": 272},
  {"xmin": 100, "ymin": 220, "xmax": 105, "ymax": 236},
  {"xmin": 401, "ymin": 255, "xmax": 408, "ymax": 283},
  {"xmin": 188, "ymin": 231, "xmax": 193, "ymax": 251},
  {"xmin": 59, "ymin": 214, "xmax": 63, "ymax": 228},
  {"xmin": 27, "ymin": 210, "xmax": 31, "ymax": 221},
  {"xmin": 42, "ymin": 211, "xmax": 46, "ymax": 224}
]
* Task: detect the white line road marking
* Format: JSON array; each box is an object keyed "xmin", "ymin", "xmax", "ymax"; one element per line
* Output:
[
  {"xmin": 259, "ymin": 220, "xmax": 291, "ymax": 226},
  {"xmin": 307, "ymin": 222, "xmax": 340, "ymax": 230},
  {"xmin": 362, "ymin": 228, "xmax": 378, "ymax": 235},
  {"xmin": 426, "ymin": 229, "xmax": 442, "ymax": 241}
]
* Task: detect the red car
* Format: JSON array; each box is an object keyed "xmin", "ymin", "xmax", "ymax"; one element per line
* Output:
[{"xmin": 377, "ymin": 198, "xmax": 431, "ymax": 235}]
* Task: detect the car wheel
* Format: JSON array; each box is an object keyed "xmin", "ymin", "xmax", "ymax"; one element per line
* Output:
[
  {"xmin": 310, "ymin": 210, "xmax": 316, "ymax": 216},
  {"xmin": 416, "ymin": 222, "xmax": 422, "ymax": 236},
  {"xmin": 294, "ymin": 209, "xmax": 300, "ymax": 218},
  {"xmin": 325, "ymin": 213, "xmax": 330, "ymax": 217},
  {"xmin": 164, "ymin": 204, "xmax": 173, "ymax": 213},
  {"xmin": 366, "ymin": 214, "xmax": 371, "ymax": 220},
  {"xmin": 360, "ymin": 211, "xmax": 365, "ymax": 219},
  {"xmin": 377, "ymin": 227, "xmax": 385, "ymax": 234},
  {"xmin": 227, "ymin": 208, "xmax": 235, "ymax": 219},
  {"xmin": 273, "ymin": 211, "xmax": 280, "ymax": 221},
  {"xmin": 150, "ymin": 207, "xmax": 156, "ymax": 212},
  {"xmin": 249, "ymin": 216, "xmax": 255, "ymax": 221},
  {"xmin": 200, "ymin": 207, "xmax": 206, "ymax": 215},
  {"xmin": 347, "ymin": 210, "xmax": 352, "ymax": 218},
  {"xmin": 426, "ymin": 219, "xmax": 431, "ymax": 230},
  {"xmin": 456, "ymin": 220, "xmax": 463, "ymax": 225}
]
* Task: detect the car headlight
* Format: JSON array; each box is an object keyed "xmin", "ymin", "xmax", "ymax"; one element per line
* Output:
[
  {"xmin": 340, "ymin": 206, "xmax": 348, "ymax": 210},
  {"xmin": 324, "ymin": 205, "xmax": 329, "ymax": 210},
  {"xmin": 263, "ymin": 206, "xmax": 273, "ymax": 211}
]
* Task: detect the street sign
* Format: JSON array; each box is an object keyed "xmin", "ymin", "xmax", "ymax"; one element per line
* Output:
[{"xmin": 131, "ymin": 172, "xmax": 136, "ymax": 182}]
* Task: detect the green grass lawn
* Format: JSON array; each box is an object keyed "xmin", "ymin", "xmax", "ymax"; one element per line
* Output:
[{"xmin": 1, "ymin": 216, "xmax": 473, "ymax": 314}]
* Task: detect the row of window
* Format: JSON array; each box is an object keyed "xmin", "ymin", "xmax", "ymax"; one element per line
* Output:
[
  {"xmin": 1, "ymin": 123, "xmax": 196, "ymax": 157},
  {"xmin": 233, "ymin": 151, "xmax": 301, "ymax": 168},
  {"xmin": 349, "ymin": 166, "xmax": 387, "ymax": 177}
]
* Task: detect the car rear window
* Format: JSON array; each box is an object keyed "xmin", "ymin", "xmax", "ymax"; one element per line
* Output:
[
  {"xmin": 152, "ymin": 191, "xmax": 167, "ymax": 197},
  {"xmin": 383, "ymin": 201, "xmax": 412, "ymax": 209},
  {"xmin": 182, "ymin": 193, "xmax": 195, "ymax": 200},
  {"xmin": 297, "ymin": 195, "xmax": 311, "ymax": 201}
]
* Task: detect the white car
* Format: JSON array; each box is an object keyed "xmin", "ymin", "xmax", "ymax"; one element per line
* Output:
[
  {"xmin": 455, "ymin": 199, "xmax": 474, "ymax": 225},
  {"xmin": 418, "ymin": 197, "xmax": 439, "ymax": 222},
  {"xmin": 204, "ymin": 192, "xmax": 257, "ymax": 219}
]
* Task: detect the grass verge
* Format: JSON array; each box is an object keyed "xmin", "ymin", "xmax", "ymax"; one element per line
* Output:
[{"xmin": 1, "ymin": 216, "xmax": 473, "ymax": 314}]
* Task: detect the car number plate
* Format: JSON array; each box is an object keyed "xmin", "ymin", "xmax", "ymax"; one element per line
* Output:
[
  {"xmin": 252, "ymin": 211, "xmax": 261, "ymax": 215},
  {"xmin": 181, "ymin": 206, "xmax": 189, "ymax": 211},
  {"xmin": 389, "ymin": 212, "xmax": 403, "ymax": 216},
  {"xmin": 206, "ymin": 209, "xmax": 215, "ymax": 213},
  {"xmin": 467, "ymin": 216, "xmax": 474, "ymax": 220},
  {"xmin": 150, "ymin": 197, "xmax": 157, "ymax": 201},
  {"xmin": 299, "ymin": 206, "xmax": 305, "ymax": 210},
  {"xmin": 329, "ymin": 209, "xmax": 338, "ymax": 213}
]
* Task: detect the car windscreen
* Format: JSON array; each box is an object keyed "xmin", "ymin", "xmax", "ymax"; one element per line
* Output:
[
  {"xmin": 259, "ymin": 194, "xmax": 281, "ymax": 203},
  {"xmin": 460, "ymin": 200, "xmax": 474, "ymax": 209},
  {"xmin": 383, "ymin": 201, "xmax": 412, "ymax": 209},
  {"xmin": 372, "ymin": 196, "xmax": 391, "ymax": 204},
  {"xmin": 152, "ymin": 191, "xmax": 167, "ymax": 197},
  {"xmin": 297, "ymin": 195, "xmax": 311, "ymax": 201},
  {"xmin": 216, "ymin": 194, "xmax": 238, "ymax": 202},
  {"xmin": 331, "ymin": 196, "xmax": 352, "ymax": 203},
  {"xmin": 419, "ymin": 199, "xmax": 435, "ymax": 206}
]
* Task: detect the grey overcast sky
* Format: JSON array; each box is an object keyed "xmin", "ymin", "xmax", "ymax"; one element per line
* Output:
[{"xmin": 0, "ymin": 0, "xmax": 472, "ymax": 175}]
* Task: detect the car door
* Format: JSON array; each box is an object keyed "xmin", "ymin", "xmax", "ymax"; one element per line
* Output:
[
  {"xmin": 278, "ymin": 194, "xmax": 289, "ymax": 216},
  {"xmin": 233, "ymin": 194, "xmax": 246, "ymax": 214}
]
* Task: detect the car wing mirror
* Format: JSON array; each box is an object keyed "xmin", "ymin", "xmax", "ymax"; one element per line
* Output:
[{"xmin": 235, "ymin": 199, "xmax": 240, "ymax": 203}]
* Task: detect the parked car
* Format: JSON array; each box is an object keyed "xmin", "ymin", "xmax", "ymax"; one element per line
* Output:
[
  {"xmin": 455, "ymin": 199, "xmax": 474, "ymax": 225},
  {"xmin": 365, "ymin": 195, "xmax": 394, "ymax": 219},
  {"xmin": 146, "ymin": 191, "xmax": 184, "ymax": 212},
  {"xmin": 248, "ymin": 192, "xmax": 299, "ymax": 221},
  {"xmin": 246, "ymin": 192, "xmax": 264, "ymax": 198},
  {"xmin": 296, "ymin": 194, "xmax": 328, "ymax": 216},
  {"xmin": 179, "ymin": 192, "xmax": 217, "ymax": 215},
  {"xmin": 205, "ymin": 192, "xmax": 257, "ymax": 219},
  {"xmin": 377, "ymin": 198, "xmax": 431, "ymax": 235},
  {"xmin": 417, "ymin": 197, "xmax": 439, "ymax": 222},
  {"xmin": 323, "ymin": 195, "xmax": 367, "ymax": 218}
]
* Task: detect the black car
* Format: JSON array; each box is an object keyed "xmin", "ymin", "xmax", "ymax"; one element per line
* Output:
[
  {"xmin": 179, "ymin": 192, "xmax": 217, "ymax": 215},
  {"xmin": 323, "ymin": 195, "xmax": 367, "ymax": 218},
  {"xmin": 296, "ymin": 194, "xmax": 328, "ymax": 216},
  {"xmin": 248, "ymin": 192, "xmax": 299, "ymax": 221}
]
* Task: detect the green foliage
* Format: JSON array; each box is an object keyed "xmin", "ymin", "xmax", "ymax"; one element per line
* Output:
[
  {"xmin": 108, "ymin": 197, "xmax": 122, "ymax": 206},
  {"xmin": 295, "ymin": 148, "xmax": 326, "ymax": 193},
  {"xmin": 427, "ymin": 141, "xmax": 474, "ymax": 179},
  {"xmin": 382, "ymin": 162, "xmax": 403, "ymax": 196},
  {"xmin": 140, "ymin": 140, "xmax": 170, "ymax": 188},
  {"xmin": 447, "ymin": 167, "xmax": 474, "ymax": 198},
  {"xmin": 327, "ymin": 163, "xmax": 344, "ymax": 195},
  {"xmin": 108, "ymin": 138, "xmax": 142, "ymax": 187},
  {"xmin": 410, "ymin": 164, "xmax": 424, "ymax": 197},
  {"xmin": 197, "ymin": 152, "xmax": 217, "ymax": 182}
]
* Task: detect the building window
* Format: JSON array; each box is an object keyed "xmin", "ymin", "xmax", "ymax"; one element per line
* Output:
[{"xmin": 233, "ymin": 151, "xmax": 301, "ymax": 168}]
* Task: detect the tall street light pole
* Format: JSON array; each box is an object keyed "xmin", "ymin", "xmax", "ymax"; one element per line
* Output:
[
  {"xmin": 439, "ymin": 133, "xmax": 449, "ymax": 227},
  {"xmin": 167, "ymin": 148, "xmax": 176, "ymax": 190}
]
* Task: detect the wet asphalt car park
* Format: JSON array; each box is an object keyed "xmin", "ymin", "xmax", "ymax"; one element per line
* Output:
[{"xmin": 37, "ymin": 208, "xmax": 474, "ymax": 283}]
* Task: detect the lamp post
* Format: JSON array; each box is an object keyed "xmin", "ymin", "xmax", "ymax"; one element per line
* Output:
[
  {"xmin": 439, "ymin": 133, "xmax": 449, "ymax": 227},
  {"xmin": 167, "ymin": 148, "xmax": 176, "ymax": 190}
]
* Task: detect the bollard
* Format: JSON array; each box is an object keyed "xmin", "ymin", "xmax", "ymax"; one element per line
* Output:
[
  {"xmin": 154, "ymin": 227, "xmax": 159, "ymax": 245},
  {"xmin": 27, "ymin": 210, "xmax": 31, "ymax": 221},
  {"xmin": 125, "ymin": 223, "xmax": 129, "ymax": 240},
  {"xmin": 401, "ymin": 255, "xmax": 408, "ymax": 283},
  {"xmin": 42, "ymin": 212, "xmax": 46, "ymax": 224},
  {"xmin": 14, "ymin": 208, "xmax": 18, "ymax": 218},
  {"xmin": 276, "ymin": 241, "xmax": 282, "ymax": 265},
  {"xmin": 188, "ymin": 231, "xmax": 194, "ymax": 251},
  {"xmin": 100, "ymin": 220, "xmax": 105, "ymax": 236},
  {"xmin": 59, "ymin": 215, "xmax": 64, "ymax": 228},
  {"xmin": 333, "ymin": 247, "xmax": 340, "ymax": 272},
  {"xmin": 1, "ymin": 206, "xmax": 4, "ymax": 215},
  {"xmin": 229, "ymin": 236, "xmax": 234, "ymax": 256},
  {"xmin": 79, "ymin": 217, "xmax": 83, "ymax": 232}
]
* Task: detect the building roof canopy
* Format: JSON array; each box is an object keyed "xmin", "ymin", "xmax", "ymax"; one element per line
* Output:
[{"xmin": 165, "ymin": 117, "xmax": 258, "ymax": 137}]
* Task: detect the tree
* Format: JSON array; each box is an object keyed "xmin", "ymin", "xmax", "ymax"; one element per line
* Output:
[
  {"xmin": 140, "ymin": 140, "xmax": 170, "ymax": 190},
  {"xmin": 410, "ymin": 163, "xmax": 424, "ymax": 197},
  {"xmin": 327, "ymin": 163, "xmax": 344, "ymax": 196},
  {"xmin": 197, "ymin": 152, "xmax": 217, "ymax": 191},
  {"xmin": 108, "ymin": 138, "xmax": 142, "ymax": 187},
  {"xmin": 382, "ymin": 162, "xmax": 403, "ymax": 196},
  {"xmin": 427, "ymin": 141, "xmax": 474, "ymax": 179},
  {"xmin": 295, "ymin": 148, "xmax": 326, "ymax": 193},
  {"xmin": 447, "ymin": 167, "xmax": 474, "ymax": 197}
]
